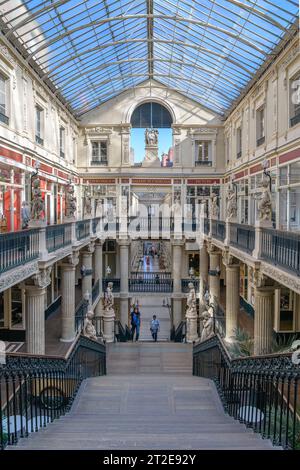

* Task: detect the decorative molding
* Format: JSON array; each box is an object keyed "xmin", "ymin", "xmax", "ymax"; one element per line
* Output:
[
  {"xmin": 32, "ymin": 82, "xmax": 48, "ymax": 102},
  {"xmin": 280, "ymin": 45, "xmax": 299, "ymax": 70},
  {"xmin": 67, "ymin": 251, "xmax": 80, "ymax": 267},
  {"xmin": 0, "ymin": 44, "xmax": 17, "ymax": 69},
  {"xmin": 85, "ymin": 127, "xmax": 112, "ymax": 135},
  {"xmin": 260, "ymin": 263, "xmax": 300, "ymax": 295},
  {"xmin": 191, "ymin": 128, "xmax": 217, "ymax": 135},
  {"xmin": 0, "ymin": 261, "xmax": 39, "ymax": 293},
  {"xmin": 33, "ymin": 267, "xmax": 52, "ymax": 288}
]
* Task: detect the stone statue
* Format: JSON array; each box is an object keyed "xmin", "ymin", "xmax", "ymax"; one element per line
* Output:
[
  {"xmin": 145, "ymin": 128, "xmax": 158, "ymax": 146},
  {"xmin": 104, "ymin": 282, "xmax": 114, "ymax": 311},
  {"xmin": 200, "ymin": 308, "xmax": 214, "ymax": 342},
  {"xmin": 83, "ymin": 310, "xmax": 97, "ymax": 341},
  {"xmin": 84, "ymin": 190, "xmax": 92, "ymax": 217},
  {"xmin": 210, "ymin": 192, "xmax": 219, "ymax": 219},
  {"xmin": 103, "ymin": 282, "xmax": 115, "ymax": 343},
  {"xmin": 186, "ymin": 282, "xmax": 197, "ymax": 312},
  {"xmin": 257, "ymin": 176, "xmax": 272, "ymax": 222},
  {"xmin": 226, "ymin": 186, "xmax": 237, "ymax": 220},
  {"xmin": 31, "ymin": 178, "xmax": 44, "ymax": 220},
  {"xmin": 65, "ymin": 183, "xmax": 76, "ymax": 219}
]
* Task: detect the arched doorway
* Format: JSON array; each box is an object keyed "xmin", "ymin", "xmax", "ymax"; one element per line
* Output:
[{"xmin": 130, "ymin": 101, "xmax": 173, "ymax": 167}]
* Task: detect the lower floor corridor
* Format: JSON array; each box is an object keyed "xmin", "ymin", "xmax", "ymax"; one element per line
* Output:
[{"xmin": 9, "ymin": 343, "xmax": 275, "ymax": 450}]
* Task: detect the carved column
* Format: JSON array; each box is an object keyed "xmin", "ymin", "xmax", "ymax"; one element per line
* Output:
[
  {"xmin": 60, "ymin": 252, "xmax": 79, "ymax": 342},
  {"xmin": 81, "ymin": 242, "xmax": 94, "ymax": 299},
  {"xmin": 172, "ymin": 240, "xmax": 184, "ymax": 327},
  {"xmin": 253, "ymin": 271, "xmax": 275, "ymax": 355},
  {"xmin": 208, "ymin": 243, "xmax": 221, "ymax": 305},
  {"xmin": 223, "ymin": 251, "xmax": 240, "ymax": 339},
  {"xmin": 119, "ymin": 239, "xmax": 130, "ymax": 326},
  {"xmin": 24, "ymin": 267, "xmax": 52, "ymax": 355}
]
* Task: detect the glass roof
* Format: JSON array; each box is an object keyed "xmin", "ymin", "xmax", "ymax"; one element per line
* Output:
[{"xmin": 0, "ymin": 0, "xmax": 298, "ymax": 116}]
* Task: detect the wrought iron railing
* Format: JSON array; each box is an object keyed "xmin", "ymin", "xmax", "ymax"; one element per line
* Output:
[
  {"xmin": 203, "ymin": 218, "xmax": 210, "ymax": 235},
  {"xmin": 46, "ymin": 223, "xmax": 72, "ymax": 253},
  {"xmin": 102, "ymin": 278, "xmax": 120, "ymax": 292},
  {"xmin": 0, "ymin": 335, "xmax": 106, "ymax": 450},
  {"xmin": 114, "ymin": 321, "xmax": 131, "ymax": 342},
  {"xmin": 230, "ymin": 223, "xmax": 255, "ymax": 254},
  {"xmin": 92, "ymin": 217, "xmax": 100, "ymax": 234},
  {"xmin": 0, "ymin": 229, "xmax": 39, "ymax": 275},
  {"xmin": 291, "ymin": 113, "xmax": 300, "ymax": 127},
  {"xmin": 76, "ymin": 220, "xmax": 90, "ymax": 241},
  {"xmin": 45, "ymin": 296, "xmax": 62, "ymax": 320},
  {"xmin": 193, "ymin": 335, "xmax": 300, "ymax": 450},
  {"xmin": 171, "ymin": 321, "xmax": 186, "ymax": 342},
  {"xmin": 211, "ymin": 219, "xmax": 226, "ymax": 241},
  {"xmin": 129, "ymin": 272, "xmax": 173, "ymax": 292},
  {"xmin": 261, "ymin": 228, "xmax": 300, "ymax": 276},
  {"xmin": 92, "ymin": 280, "xmax": 100, "ymax": 304},
  {"xmin": 181, "ymin": 279, "xmax": 199, "ymax": 293},
  {"xmin": 195, "ymin": 160, "xmax": 212, "ymax": 166}
]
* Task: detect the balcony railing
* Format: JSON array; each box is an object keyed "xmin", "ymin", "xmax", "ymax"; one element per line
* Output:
[
  {"xmin": 90, "ymin": 159, "xmax": 108, "ymax": 165},
  {"xmin": 290, "ymin": 113, "xmax": 300, "ymax": 127},
  {"xmin": 195, "ymin": 160, "xmax": 212, "ymax": 166},
  {"xmin": 46, "ymin": 223, "xmax": 72, "ymax": 253},
  {"xmin": 75, "ymin": 298, "xmax": 89, "ymax": 333},
  {"xmin": 203, "ymin": 218, "xmax": 210, "ymax": 235},
  {"xmin": 211, "ymin": 219, "xmax": 225, "ymax": 241},
  {"xmin": 181, "ymin": 279, "xmax": 199, "ymax": 293},
  {"xmin": 92, "ymin": 217, "xmax": 100, "ymax": 234},
  {"xmin": 261, "ymin": 228, "xmax": 300, "ymax": 276},
  {"xmin": 102, "ymin": 278, "xmax": 120, "ymax": 292},
  {"xmin": 35, "ymin": 135, "xmax": 44, "ymax": 145},
  {"xmin": 0, "ymin": 229, "xmax": 39, "ymax": 274},
  {"xmin": 0, "ymin": 112, "xmax": 9, "ymax": 125},
  {"xmin": 230, "ymin": 222, "xmax": 255, "ymax": 253},
  {"xmin": 257, "ymin": 135, "xmax": 265, "ymax": 146},
  {"xmin": 76, "ymin": 220, "xmax": 90, "ymax": 241},
  {"xmin": 129, "ymin": 272, "xmax": 173, "ymax": 292}
]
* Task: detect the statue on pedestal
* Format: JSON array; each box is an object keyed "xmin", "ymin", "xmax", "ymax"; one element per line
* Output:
[
  {"xmin": 65, "ymin": 182, "xmax": 76, "ymax": 219},
  {"xmin": 226, "ymin": 186, "xmax": 237, "ymax": 220},
  {"xmin": 103, "ymin": 282, "xmax": 115, "ymax": 343},
  {"xmin": 84, "ymin": 190, "xmax": 92, "ymax": 217},
  {"xmin": 256, "ymin": 176, "xmax": 272, "ymax": 222},
  {"xmin": 200, "ymin": 307, "xmax": 214, "ymax": 343},
  {"xmin": 145, "ymin": 128, "xmax": 158, "ymax": 146},
  {"xmin": 210, "ymin": 192, "xmax": 219, "ymax": 219},
  {"xmin": 185, "ymin": 282, "xmax": 198, "ymax": 343},
  {"xmin": 31, "ymin": 178, "xmax": 44, "ymax": 220},
  {"xmin": 83, "ymin": 310, "xmax": 97, "ymax": 341}
]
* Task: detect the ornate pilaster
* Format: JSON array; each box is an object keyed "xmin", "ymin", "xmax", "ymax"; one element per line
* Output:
[
  {"xmin": 207, "ymin": 243, "xmax": 221, "ymax": 305},
  {"xmin": 199, "ymin": 242, "xmax": 208, "ymax": 309},
  {"xmin": 94, "ymin": 241, "xmax": 103, "ymax": 317},
  {"xmin": 252, "ymin": 268, "xmax": 274, "ymax": 355},
  {"xmin": 172, "ymin": 239, "xmax": 184, "ymax": 327},
  {"xmin": 119, "ymin": 239, "xmax": 130, "ymax": 326}
]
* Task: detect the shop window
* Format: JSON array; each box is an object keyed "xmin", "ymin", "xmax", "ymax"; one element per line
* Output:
[
  {"xmin": 35, "ymin": 105, "xmax": 44, "ymax": 145},
  {"xmin": 91, "ymin": 141, "xmax": 107, "ymax": 164},
  {"xmin": 0, "ymin": 73, "xmax": 9, "ymax": 125},
  {"xmin": 59, "ymin": 126, "xmax": 65, "ymax": 158},
  {"xmin": 236, "ymin": 126, "xmax": 242, "ymax": 158},
  {"xmin": 256, "ymin": 106, "xmax": 265, "ymax": 146},
  {"xmin": 11, "ymin": 287, "xmax": 23, "ymax": 329},
  {"xmin": 279, "ymin": 166, "xmax": 288, "ymax": 186},
  {"xmin": 289, "ymin": 161, "xmax": 300, "ymax": 184},
  {"xmin": 290, "ymin": 72, "xmax": 300, "ymax": 127},
  {"xmin": 188, "ymin": 253, "xmax": 199, "ymax": 277},
  {"xmin": 275, "ymin": 288, "xmax": 295, "ymax": 332},
  {"xmin": 195, "ymin": 141, "xmax": 212, "ymax": 166}
]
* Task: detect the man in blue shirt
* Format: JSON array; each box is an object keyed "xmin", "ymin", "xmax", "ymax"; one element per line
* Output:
[{"xmin": 150, "ymin": 315, "xmax": 160, "ymax": 342}]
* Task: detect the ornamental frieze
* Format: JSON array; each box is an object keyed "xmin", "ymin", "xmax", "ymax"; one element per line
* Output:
[
  {"xmin": 0, "ymin": 261, "xmax": 39, "ymax": 293},
  {"xmin": 260, "ymin": 262, "xmax": 300, "ymax": 295}
]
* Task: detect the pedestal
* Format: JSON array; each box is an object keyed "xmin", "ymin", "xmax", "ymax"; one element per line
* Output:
[
  {"xmin": 103, "ymin": 307, "xmax": 115, "ymax": 343},
  {"xmin": 142, "ymin": 144, "xmax": 160, "ymax": 166},
  {"xmin": 186, "ymin": 308, "xmax": 198, "ymax": 343}
]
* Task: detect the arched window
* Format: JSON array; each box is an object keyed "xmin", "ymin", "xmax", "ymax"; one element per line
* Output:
[{"xmin": 131, "ymin": 102, "xmax": 173, "ymax": 128}]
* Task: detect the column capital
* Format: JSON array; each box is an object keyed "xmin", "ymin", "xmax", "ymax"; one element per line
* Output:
[
  {"xmin": 82, "ymin": 242, "xmax": 95, "ymax": 255},
  {"xmin": 251, "ymin": 267, "xmax": 268, "ymax": 289},
  {"xmin": 171, "ymin": 238, "xmax": 185, "ymax": 247},
  {"xmin": 65, "ymin": 250, "xmax": 80, "ymax": 267},
  {"xmin": 24, "ymin": 283, "xmax": 46, "ymax": 296},
  {"xmin": 24, "ymin": 267, "xmax": 52, "ymax": 289},
  {"xmin": 95, "ymin": 239, "xmax": 103, "ymax": 247},
  {"xmin": 222, "ymin": 250, "xmax": 239, "ymax": 268},
  {"xmin": 207, "ymin": 241, "xmax": 221, "ymax": 255}
]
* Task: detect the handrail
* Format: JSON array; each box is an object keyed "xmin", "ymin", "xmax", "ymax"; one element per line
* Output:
[
  {"xmin": 0, "ymin": 334, "xmax": 106, "ymax": 449},
  {"xmin": 193, "ymin": 334, "xmax": 300, "ymax": 449}
]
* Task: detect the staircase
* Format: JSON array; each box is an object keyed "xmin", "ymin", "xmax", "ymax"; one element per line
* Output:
[
  {"xmin": 9, "ymin": 342, "xmax": 275, "ymax": 450},
  {"xmin": 137, "ymin": 295, "xmax": 171, "ymax": 341}
]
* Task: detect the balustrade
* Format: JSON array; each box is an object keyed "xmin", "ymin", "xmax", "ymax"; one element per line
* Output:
[
  {"xmin": 211, "ymin": 220, "xmax": 225, "ymax": 241},
  {"xmin": 129, "ymin": 272, "xmax": 173, "ymax": 292},
  {"xmin": 230, "ymin": 223, "xmax": 255, "ymax": 253},
  {"xmin": 76, "ymin": 220, "xmax": 91, "ymax": 241},
  {"xmin": 0, "ymin": 229, "xmax": 39, "ymax": 274},
  {"xmin": 261, "ymin": 228, "xmax": 300, "ymax": 276},
  {"xmin": 46, "ymin": 223, "xmax": 72, "ymax": 253}
]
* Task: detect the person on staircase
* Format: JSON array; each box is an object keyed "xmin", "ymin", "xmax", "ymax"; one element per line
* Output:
[
  {"xmin": 131, "ymin": 306, "xmax": 141, "ymax": 341},
  {"xmin": 150, "ymin": 315, "xmax": 160, "ymax": 342}
]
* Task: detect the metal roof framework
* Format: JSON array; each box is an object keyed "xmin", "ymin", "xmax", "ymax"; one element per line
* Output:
[{"xmin": 0, "ymin": 0, "xmax": 298, "ymax": 117}]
